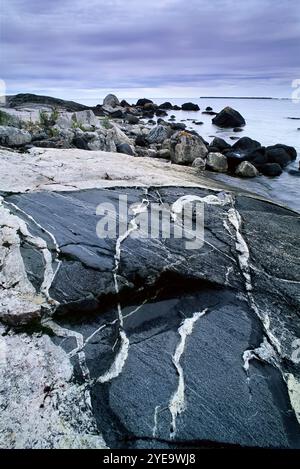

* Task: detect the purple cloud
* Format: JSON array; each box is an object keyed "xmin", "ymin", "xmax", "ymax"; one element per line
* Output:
[{"xmin": 1, "ymin": 0, "xmax": 300, "ymax": 101}]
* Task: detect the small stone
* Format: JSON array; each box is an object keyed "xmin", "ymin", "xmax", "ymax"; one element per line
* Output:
[
  {"xmin": 157, "ymin": 149, "xmax": 171, "ymax": 159},
  {"xmin": 192, "ymin": 157, "xmax": 206, "ymax": 171},
  {"xmin": 206, "ymin": 152, "xmax": 228, "ymax": 172},
  {"xmin": 235, "ymin": 161, "xmax": 258, "ymax": 178}
]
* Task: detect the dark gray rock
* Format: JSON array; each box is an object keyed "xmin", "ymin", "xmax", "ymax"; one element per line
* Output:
[
  {"xmin": 31, "ymin": 130, "xmax": 48, "ymax": 142},
  {"xmin": 212, "ymin": 107, "xmax": 246, "ymax": 128},
  {"xmin": 170, "ymin": 123, "xmax": 186, "ymax": 131},
  {"xmin": 259, "ymin": 163, "xmax": 283, "ymax": 177},
  {"xmin": 120, "ymin": 99, "xmax": 130, "ymax": 107},
  {"xmin": 156, "ymin": 109, "xmax": 168, "ymax": 117},
  {"xmin": 117, "ymin": 143, "xmax": 134, "ymax": 156},
  {"xmin": 135, "ymin": 135, "xmax": 148, "ymax": 147},
  {"xmin": 248, "ymin": 148, "xmax": 268, "ymax": 166},
  {"xmin": 210, "ymin": 137, "xmax": 231, "ymax": 152},
  {"xmin": 147, "ymin": 125, "xmax": 171, "ymax": 144},
  {"xmin": 6, "ymin": 93, "xmax": 88, "ymax": 112},
  {"xmin": 158, "ymin": 102, "xmax": 173, "ymax": 110},
  {"xmin": 276, "ymin": 143, "xmax": 297, "ymax": 157},
  {"xmin": 144, "ymin": 103, "xmax": 158, "ymax": 112},
  {"xmin": 288, "ymin": 169, "xmax": 300, "ymax": 176},
  {"xmin": 232, "ymin": 137, "xmax": 261, "ymax": 154},
  {"xmin": 266, "ymin": 148, "xmax": 292, "ymax": 168},
  {"xmin": 3, "ymin": 187, "xmax": 300, "ymax": 449},
  {"xmin": 233, "ymin": 127, "xmax": 243, "ymax": 132},
  {"xmin": 33, "ymin": 137, "xmax": 73, "ymax": 149},
  {"xmin": 136, "ymin": 98, "xmax": 153, "ymax": 107},
  {"xmin": 182, "ymin": 102, "xmax": 200, "ymax": 111},
  {"xmin": 110, "ymin": 109, "xmax": 124, "ymax": 119},
  {"xmin": 0, "ymin": 126, "xmax": 31, "ymax": 147},
  {"xmin": 266, "ymin": 144, "xmax": 297, "ymax": 166},
  {"xmin": 126, "ymin": 114, "xmax": 139, "ymax": 125},
  {"xmin": 103, "ymin": 94, "xmax": 120, "ymax": 108},
  {"xmin": 156, "ymin": 149, "xmax": 171, "ymax": 159},
  {"xmin": 142, "ymin": 112, "xmax": 154, "ymax": 119},
  {"xmin": 72, "ymin": 136, "xmax": 89, "ymax": 150}
]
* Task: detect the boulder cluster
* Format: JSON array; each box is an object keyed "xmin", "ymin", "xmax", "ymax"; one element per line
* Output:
[{"xmin": 0, "ymin": 93, "xmax": 297, "ymax": 179}]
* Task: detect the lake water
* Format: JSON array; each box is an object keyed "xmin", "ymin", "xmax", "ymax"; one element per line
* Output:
[{"xmin": 150, "ymin": 98, "xmax": 300, "ymax": 212}]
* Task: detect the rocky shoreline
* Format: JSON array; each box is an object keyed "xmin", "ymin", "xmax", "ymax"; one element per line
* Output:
[
  {"xmin": 0, "ymin": 93, "xmax": 299, "ymax": 449},
  {"xmin": 1, "ymin": 93, "xmax": 299, "ymax": 180}
]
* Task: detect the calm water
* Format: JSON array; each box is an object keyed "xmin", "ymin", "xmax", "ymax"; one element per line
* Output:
[{"xmin": 149, "ymin": 98, "xmax": 300, "ymax": 212}]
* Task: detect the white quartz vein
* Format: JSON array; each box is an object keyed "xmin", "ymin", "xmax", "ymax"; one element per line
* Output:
[
  {"xmin": 152, "ymin": 405, "xmax": 161, "ymax": 438},
  {"xmin": 169, "ymin": 308, "xmax": 208, "ymax": 439},
  {"xmin": 224, "ymin": 197, "xmax": 300, "ymax": 426},
  {"xmin": 96, "ymin": 193, "xmax": 150, "ymax": 384},
  {"xmin": 3, "ymin": 200, "xmax": 61, "ymax": 303},
  {"xmin": 42, "ymin": 319, "xmax": 90, "ymax": 380},
  {"xmin": 171, "ymin": 192, "xmax": 236, "ymax": 262}
]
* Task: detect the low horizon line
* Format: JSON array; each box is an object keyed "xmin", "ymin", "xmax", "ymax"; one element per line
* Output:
[{"xmin": 3, "ymin": 92, "xmax": 291, "ymax": 102}]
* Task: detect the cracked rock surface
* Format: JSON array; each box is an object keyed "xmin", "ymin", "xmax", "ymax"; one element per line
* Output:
[{"xmin": 0, "ymin": 148, "xmax": 299, "ymax": 449}]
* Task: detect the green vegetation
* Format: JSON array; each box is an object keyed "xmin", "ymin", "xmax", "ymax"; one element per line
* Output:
[
  {"xmin": 39, "ymin": 110, "xmax": 50, "ymax": 128},
  {"xmin": 22, "ymin": 118, "xmax": 41, "ymax": 133},
  {"xmin": 101, "ymin": 116, "xmax": 112, "ymax": 129},
  {"xmin": 49, "ymin": 127, "xmax": 60, "ymax": 138},
  {"xmin": 51, "ymin": 107, "xmax": 59, "ymax": 123},
  {"xmin": 0, "ymin": 109, "xmax": 17, "ymax": 126},
  {"xmin": 39, "ymin": 107, "xmax": 59, "ymax": 129},
  {"xmin": 71, "ymin": 116, "xmax": 88, "ymax": 132}
]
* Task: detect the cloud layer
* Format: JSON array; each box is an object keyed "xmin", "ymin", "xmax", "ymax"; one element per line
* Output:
[{"xmin": 1, "ymin": 0, "xmax": 300, "ymax": 101}]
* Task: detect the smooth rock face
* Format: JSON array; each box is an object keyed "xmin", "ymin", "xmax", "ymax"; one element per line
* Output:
[
  {"xmin": 55, "ymin": 113, "xmax": 74, "ymax": 130},
  {"xmin": 110, "ymin": 122, "xmax": 132, "ymax": 146},
  {"xmin": 103, "ymin": 94, "xmax": 120, "ymax": 108},
  {"xmin": 0, "ymin": 126, "xmax": 31, "ymax": 146},
  {"xmin": 170, "ymin": 131, "xmax": 208, "ymax": 165},
  {"xmin": 0, "ymin": 142, "xmax": 299, "ymax": 449},
  {"xmin": 73, "ymin": 110, "xmax": 99, "ymax": 129},
  {"xmin": 206, "ymin": 152, "xmax": 228, "ymax": 172},
  {"xmin": 0, "ymin": 147, "xmax": 224, "ymax": 193},
  {"xmin": 1, "ymin": 185, "xmax": 300, "ymax": 449},
  {"xmin": 235, "ymin": 161, "xmax": 259, "ymax": 178},
  {"xmin": 212, "ymin": 107, "xmax": 246, "ymax": 128}
]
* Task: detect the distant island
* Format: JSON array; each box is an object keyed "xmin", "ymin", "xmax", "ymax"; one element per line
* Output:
[{"xmin": 199, "ymin": 96, "xmax": 290, "ymax": 100}]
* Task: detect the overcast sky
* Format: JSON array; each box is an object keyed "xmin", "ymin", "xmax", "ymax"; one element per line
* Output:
[{"xmin": 1, "ymin": 0, "xmax": 300, "ymax": 103}]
